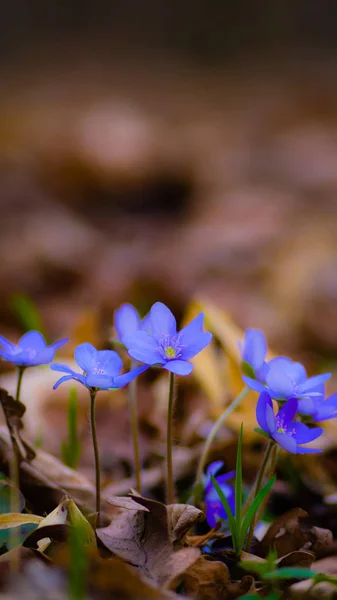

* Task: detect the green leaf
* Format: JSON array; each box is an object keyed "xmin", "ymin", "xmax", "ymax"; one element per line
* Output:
[
  {"xmin": 241, "ymin": 361, "xmax": 256, "ymax": 379},
  {"xmin": 11, "ymin": 293, "xmax": 46, "ymax": 338},
  {"xmin": 62, "ymin": 387, "xmax": 81, "ymax": 469},
  {"xmin": 239, "ymin": 476, "xmax": 276, "ymax": 548},
  {"xmin": 238, "ymin": 560, "xmax": 268, "ymax": 577},
  {"xmin": 0, "ymin": 482, "xmax": 25, "ymax": 514},
  {"xmin": 211, "ymin": 475, "xmax": 240, "ymax": 554},
  {"xmin": 264, "ymin": 567, "xmax": 314, "ymax": 580},
  {"xmin": 254, "ymin": 427, "xmax": 271, "ymax": 440},
  {"xmin": 235, "ymin": 424, "xmax": 243, "ymax": 535}
]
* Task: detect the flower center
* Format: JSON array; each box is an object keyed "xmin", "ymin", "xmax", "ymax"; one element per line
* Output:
[
  {"xmin": 165, "ymin": 346, "xmax": 176, "ymax": 359},
  {"xmin": 277, "ymin": 427, "xmax": 286, "ymax": 434},
  {"xmin": 92, "ymin": 361, "xmax": 105, "ymax": 375},
  {"xmin": 157, "ymin": 334, "xmax": 184, "ymax": 361}
]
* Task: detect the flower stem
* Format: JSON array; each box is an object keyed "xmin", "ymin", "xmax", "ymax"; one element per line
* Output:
[
  {"xmin": 195, "ymin": 386, "xmax": 249, "ymax": 492},
  {"xmin": 244, "ymin": 440, "xmax": 275, "ymax": 552},
  {"xmin": 15, "ymin": 367, "xmax": 25, "ymax": 403},
  {"xmin": 89, "ymin": 390, "xmax": 100, "ymax": 527},
  {"xmin": 129, "ymin": 361, "xmax": 141, "ymax": 493},
  {"xmin": 167, "ymin": 372, "xmax": 175, "ymax": 505}
]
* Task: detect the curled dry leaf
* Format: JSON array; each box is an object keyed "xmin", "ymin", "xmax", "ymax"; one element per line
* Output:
[
  {"xmin": 167, "ymin": 503, "xmax": 204, "ymax": 546},
  {"xmin": 97, "ymin": 494, "xmax": 200, "ymax": 588},
  {"xmin": 181, "ymin": 557, "xmax": 254, "ymax": 600},
  {"xmin": 277, "ymin": 550, "xmax": 315, "ymax": 569},
  {"xmin": 0, "ymin": 388, "xmax": 35, "ymax": 462}
]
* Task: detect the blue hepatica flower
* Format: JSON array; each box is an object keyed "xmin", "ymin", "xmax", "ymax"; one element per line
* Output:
[
  {"xmin": 239, "ymin": 328, "xmax": 269, "ymax": 381},
  {"xmin": 114, "ymin": 303, "xmax": 152, "ymax": 346},
  {"xmin": 51, "ymin": 342, "xmax": 147, "ymax": 390},
  {"xmin": 204, "ymin": 462, "xmax": 235, "ymax": 528},
  {"xmin": 242, "ymin": 351, "xmax": 331, "ymax": 403},
  {"xmin": 256, "ymin": 392, "xmax": 323, "ymax": 454},
  {"xmin": 122, "ymin": 302, "xmax": 212, "ymax": 376},
  {"xmin": 0, "ymin": 330, "xmax": 68, "ymax": 367},
  {"xmin": 298, "ymin": 392, "xmax": 337, "ymax": 422}
]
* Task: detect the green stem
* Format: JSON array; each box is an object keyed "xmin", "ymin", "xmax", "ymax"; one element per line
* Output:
[
  {"xmin": 167, "ymin": 372, "xmax": 175, "ymax": 505},
  {"xmin": 129, "ymin": 361, "xmax": 141, "ymax": 493},
  {"xmin": 15, "ymin": 367, "xmax": 25, "ymax": 402},
  {"xmin": 244, "ymin": 440, "xmax": 275, "ymax": 552},
  {"xmin": 195, "ymin": 386, "xmax": 249, "ymax": 489},
  {"xmin": 89, "ymin": 390, "xmax": 100, "ymax": 526}
]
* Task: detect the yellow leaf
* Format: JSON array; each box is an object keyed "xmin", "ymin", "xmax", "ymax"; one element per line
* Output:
[{"xmin": 0, "ymin": 513, "xmax": 42, "ymax": 529}]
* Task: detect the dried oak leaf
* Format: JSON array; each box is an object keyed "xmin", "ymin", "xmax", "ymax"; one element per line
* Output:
[
  {"xmin": 256, "ymin": 507, "xmax": 332, "ymax": 559},
  {"xmin": 97, "ymin": 495, "xmax": 200, "ymax": 588},
  {"xmin": 0, "ymin": 388, "xmax": 35, "ymax": 461},
  {"xmin": 181, "ymin": 557, "xmax": 254, "ymax": 600},
  {"xmin": 277, "ymin": 550, "xmax": 315, "ymax": 569}
]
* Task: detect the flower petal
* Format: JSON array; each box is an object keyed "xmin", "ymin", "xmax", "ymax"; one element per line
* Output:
[
  {"xmin": 95, "ymin": 350, "xmax": 123, "ymax": 376},
  {"xmin": 181, "ymin": 332, "xmax": 213, "ymax": 360},
  {"xmin": 128, "ymin": 343, "xmax": 163, "ymax": 365},
  {"xmin": 29, "ymin": 347, "xmax": 57, "ymax": 365},
  {"xmin": 296, "ymin": 447, "xmax": 323, "ymax": 454},
  {"xmin": 297, "ymin": 397, "xmax": 316, "ymax": 415},
  {"xmin": 85, "ymin": 374, "xmax": 114, "ymax": 389},
  {"xmin": 149, "ymin": 302, "xmax": 177, "ymax": 338},
  {"xmin": 265, "ymin": 368, "xmax": 295, "ymax": 399},
  {"xmin": 241, "ymin": 329, "xmax": 267, "ymax": 373},
  {"xmin": 242, "ymin": 376, "xmax": 266, "ymax": 393},
  {"xmin": 53, "ymin": 375, "xmax": 75, "ymax": 390},
  {"xmin": 256, "ymin": 392, "xmax": 273, "ymax": 433},
  {"xmin": 205, "ymin": 485, "xmax": 235, "ymax": 527},
  {"xmin": 297, "ymin": 373, "xmax": 331, "ymax": 394},
  {"xmin": 74, "ymin": 343, "xmax": 97, "ymax": 371},
  {"xmin": 113, "ymin": 365, "xmax": 149, "ymax": 388},
  {"xmin": 19, "ymin": 331, "xmax": 46, "ymax": 350},
  {"xmin": 140, "ymin": 312, "xmax": 152, "ymax": 334},
  {"xmin": 163, "ymin": 360, "xmax": 193, "ymax": 375},
  {"xmin": 267, "ymin": 357, "xmax": 307, "ymax": 384},
  {"xmin": 291, "ymin": 422, "xmax": 323, "ymax": 443},
  {"xmin": 0, "ymin": 335, "xmax": 17, "ymax": 354},
  {"xmin": 49, "ymin": 338, "xmax": 69, "ymax": 352},
  {"xmin": 124, "ymin": 330, "xmax": 159, "ymax": 352},
  {"xmin": 51, "ymin": 363, "xmax": 76, "ymax": 374},
  {"xmin": 276, "ymin": 398, "xmax": 298, "ymax": 426},
  {"xmin": 114, "ymin": 304, "xmax": 141, "ymax": 343},
  {"xmin": 272, "ymin": 432, "xmax": 297, "ymax": 453}
]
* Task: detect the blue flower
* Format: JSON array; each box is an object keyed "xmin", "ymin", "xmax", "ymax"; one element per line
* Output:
[
  {"xmin": 239, "ymin": 329, "xmax": 268, "ymax": 381},
  {"xmin": 0, "ymin": 331, "xmax": 68, "ymax": 367},
  {"xmin": 256, "ymin": 392, "xmax": 323, "ymax": 454},
  {"xmin": 114, "ymin": 303, "xmax": 151, "ymax": 346},
  {"xmin": 122, "ymin": 302, "xmax": 212, "ymax": 376},
  {"xmin": 204, "ymin": 462, "xmax": 235, "ymax": 528},
  {"xmin": 243, "ymin": 355, "xmax": 331, "ymax": 402},
  {"xmin": 298, "ymin": 393, "xmax": 337, "ymax": 422},
  {"xmin": 51, "ymin": 342, "xmax": 147, "ymax": 390}
]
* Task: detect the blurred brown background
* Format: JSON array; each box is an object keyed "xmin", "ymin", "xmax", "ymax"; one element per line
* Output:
[{"xmin": 1, "ymin": 1, "xmax": 337, "ymax": 365}]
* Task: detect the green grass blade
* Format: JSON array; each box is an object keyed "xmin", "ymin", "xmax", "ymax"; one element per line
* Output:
[
  {"xmin": 62, "ymin": 387, "xmax": 81, "ymax": 469},
  {"xmin": 264, "ymin": 567, "xmax": 314, "ymax": 580},
  {"xmin": 240, "ymin": 475, "xmax": 276, "ymax": 548},
  {"xmin": 211, "ymin": 474, "xmax": 240, "ymax": 554},
  {"xmin": 11, "ymin": 293, "xmax": 46, "ymax": 338},
  {"xmin": 235, "ymin": 423, "xmax": 243, "ymax": 535}
]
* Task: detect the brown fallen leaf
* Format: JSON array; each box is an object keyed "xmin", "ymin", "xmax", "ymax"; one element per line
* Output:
[
  {"xmin": 167, "ymin": 503, "xmax": 204, "ymax": 547},
  {"xmin": 181, "ymin": 557, "xmax": 254, "ymax": 600},
  {"xmin": 0, "ymin": 388, "xmax": 35, "ymax": 462},
  {"xmin": 97, "ymin": 494, "xmax": 200, "ymax": 587},
  {"xmin": 277, "ymin": 550, "xmax": 315, "ymax": 569},
  {"xmin": 256, "ymin": 507, "xmax": 333, "ymax": 560}
]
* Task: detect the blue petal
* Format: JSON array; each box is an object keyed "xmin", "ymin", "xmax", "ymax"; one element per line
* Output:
[
  {"xmin": 265, "ymin": 368, "xmax": 295, "ymax": 399},
  {"xmin": 256, "ymin": 392, "xmax": 273, "ymax": 433},
  {"xmin": 74, "ymin": 343, "xmax": 96, "ymax": 371},
  {"xmin": 296, "ymin": 447, "xmax": 323, "ymax": 454},
  {"xmin": 0, "ymin": 335, "xmax": 17, "ymax": 354},
  {"xmin": 163, "ymin": 360, "xmax": 193, "ymax": 375},
  {"xmin": 85, "ymin": 374, "xmax": 114, "ymax": 389},
  {"xmin": 272, "ymin": 432, "xmax": 297, "ymax": 453},
  {"xmin": 242, "ymin": 376, "xmax": 266, "ymax": 393},
  {"xmin": 49, "ymin": 338, "xmax": 69, "ymax": 351},
  {"xmin": 297, "ymin": 373, "xmax": 331, "ymax": 394},
  {"xmin": 112, "ymin": 365, "xmax": 149, "ymax": 388},
  {"xmin": 29, "ymin": 347, "xmax": 57, "ymax": 365},
  {"xmin": 266, "ymin": 402, "xmax": 277, "ymax": 434},
  {"xmin": 205, "ymin": 485, "xmax": 235, "ymax": 527},
  {"xmin": 51, "ymin": 363, "xmax": 76, "ymax": 374},
  {"xmin": 267, "ymin": 357, "xmax": 307, "ymax": 384},
  {"xmin": 140, "ymin": 312, "xmax": 152, "ymax": 334},
  {"xmin": 205, "ymin": 461, "xmax": 224, "ymax": 481},
  {"xmin": 149, "ymin": 302, "xmax": 177, "ymax": 339},
  {"xmin": 181, "ymin": 332, "xmax": 213, "ymax": 360},
  {"xmin": 114, "ymin": 304, "xmax": 141, "ymax": 343},
  {"xmin": 94, "ymin": 350, "xmax": 123, "ymax": 376},
  {"xmin": 128, "ymin": 348, "xmax": 163, "ymax": 365},
  {"xmin": 291, "ymin": 422, "xmax": 323, "ymax": 443},
  {"xmin": 19, "ymin": 331, "xmax": 46, "ymax": 350},
  {"xmin": 124, "ymin": 330, "xmax": 159, "ymax": 352},
  {"xmin": 178, "ymin": 313, "xmax": 208, "ymax": 350},
  {"xmin": 53, "ymin": 373, "xmax": 86, "ymax": 390},
  {"xmin": 276, "ymin": 398, "xmax": 298, "ymax": 427},
  {"xmin": 323, "ymin": 393, "xmax": 337, "ymax": 409},
  {"xmin": 241, "ymin": 329, "xmax": 267, "ymax": 373},
  {"xmin": 297, "ymin": 397, "xmax": 315, "ymax": 415}
]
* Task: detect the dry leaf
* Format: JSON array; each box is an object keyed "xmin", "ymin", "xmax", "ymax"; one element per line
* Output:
[
  {"xmin": 181, "ymin": 557, "xmax": 254, "ymax": 600},
  {"xmin": 167, "ymin": 503, "xmax": 204, "ymax": 546}
]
